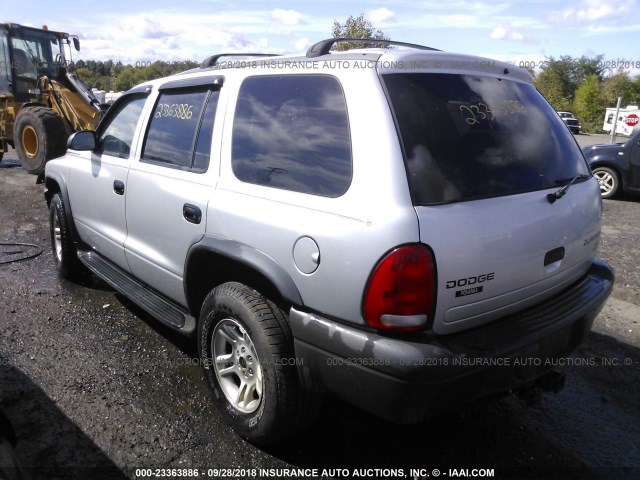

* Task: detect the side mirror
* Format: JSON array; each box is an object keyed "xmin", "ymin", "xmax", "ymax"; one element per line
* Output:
[
  {"xmin": 67, "ymin": 130, "xmax": 96, "ymax": 151},
  {"xmin": 72, "ymin": 36, "xmax": 80, "ymax": 52}
]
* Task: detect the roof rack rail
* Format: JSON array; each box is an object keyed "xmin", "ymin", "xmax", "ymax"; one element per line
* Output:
[
  {"xmin": 200, "ymin": 53, "xmax": 279, "ymax": 69},
  {"xmin": 306, "ymin": 38, "xmax": 440, "ymax": 58}
]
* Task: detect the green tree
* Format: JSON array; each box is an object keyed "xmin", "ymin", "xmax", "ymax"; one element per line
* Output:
[
  {"xmin": 574, "ymin": 55, "xmax": 606, "ymax": 84},
  {"xmin": 76, "ymin": 59, "xmax": 199, "ymax": 91},
  {"xmin": 75, "ymin": 67, "xmax": 98, "ymax": 88},
  {"xmin": 633, "ymin": 76, "xmax": 640, "ymax": 105},
  {"xmin": 539, "ymin": 56, "xmax": 576, "ymax": 104},
  {"xmin": 535, "ymin": 69, "xmax": 571, "ymax": 111},
  {"xmin": 331, "ymin": 13, "xmax": 390, "ymax": 51},
  {"xmin": 602, "ymin": 71, "xmax": 636, "ymax": 106},
  {"xmin": 537, "ymin": 55, "xmax": 605, "ymax": 108},
  {"xmin": 114, "ymin": 68, "xmax": 137, "ymax": 91},
  {"xmin": 573, "ymin": 74, "xmax": 605, "ymax": 132}
]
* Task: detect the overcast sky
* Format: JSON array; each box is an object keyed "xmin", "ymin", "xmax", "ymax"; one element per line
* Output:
[{"xmin": 3, "ymin": 0, "xmax": 640, "ymax": 74}]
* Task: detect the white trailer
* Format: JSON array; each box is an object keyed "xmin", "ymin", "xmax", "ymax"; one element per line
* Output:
[{"xmin": 603, "ymin": 105, "xmax": 640, "ymax": 136}]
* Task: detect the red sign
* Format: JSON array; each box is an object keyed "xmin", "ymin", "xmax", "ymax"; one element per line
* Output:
[{"xmin": 625, "ymin": 114, "xmax": 639, "ymax": 127}]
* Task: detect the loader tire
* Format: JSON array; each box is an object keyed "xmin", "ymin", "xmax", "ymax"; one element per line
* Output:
[{"xmin": 14, "ymin": 107, "xmax": 68, "ymax": 174}]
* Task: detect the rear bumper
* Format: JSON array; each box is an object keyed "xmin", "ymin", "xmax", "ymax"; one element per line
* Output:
[{"xmin": 290, "ymin": 259, "xmax": 614, "ymax": 423}]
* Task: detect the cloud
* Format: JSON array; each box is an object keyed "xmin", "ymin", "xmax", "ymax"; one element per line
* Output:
[
  {"xmin": 119, "ymin": 14, "xmax": 177, "ymax": 40},
  {"xmin": 433, "ymin": 15, "xmax": 480, "ymax": 28},
  {"xmin": 271, "ymin": 9, "xmax": 305, "ymax": 26},
  {"xmin": 73, "ymin": 10, "xmax": 280, "ymax": 63},
  {"xmin": 549, "ymin": 0, "xmax": 636, "ymax": 24},
  {"xmin": 293, "ymin": 37, "xmax": 311, "ymax": 51},
  {"xmin": 103, "ymin": 10, "xmax": 286, "ymax": 43},
  {"xmin": 490, "ymin": 25, "xmax": 525, "ymax": 42},
  {"xmin": 366, "ymin": 7, "xmax": 396, "ymax": 24}
]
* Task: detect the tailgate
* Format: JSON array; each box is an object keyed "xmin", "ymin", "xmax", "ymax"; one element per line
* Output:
[{"xmin": 418, "ymin": 181, "xmax": 602, "ymax": 335}]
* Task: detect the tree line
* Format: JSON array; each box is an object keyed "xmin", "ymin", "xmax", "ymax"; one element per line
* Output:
[
  {"xmin": 73, "ymin": 59, "xmax": 199, "ymax": 92},
  {"xmin": 533, "ymin": 56, "xmax": 640, "ymax": 132}
]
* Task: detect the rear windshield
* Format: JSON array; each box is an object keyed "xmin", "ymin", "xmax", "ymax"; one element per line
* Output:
[{"xmin": 383, "ymin": 73, "xmax": 590, "ymax": 205}]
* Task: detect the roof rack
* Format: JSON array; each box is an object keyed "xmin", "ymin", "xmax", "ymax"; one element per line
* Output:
[
  {"xmin": 306, "ymin": 38, "xmax": 440, "ymax": 58},
  {"xmin": 200, "ymin": 53, "xmax": 279, "ymax": 69}
]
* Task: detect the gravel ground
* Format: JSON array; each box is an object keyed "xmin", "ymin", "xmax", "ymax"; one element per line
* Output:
[{"xmin": 1, "ymin": 140, "xmax": 639, "ymax": 480}]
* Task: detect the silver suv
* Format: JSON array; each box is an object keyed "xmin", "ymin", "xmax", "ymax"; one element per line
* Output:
[{"xmin": 44, "ymin": 38, "xmax": 614, "ymax": 445}]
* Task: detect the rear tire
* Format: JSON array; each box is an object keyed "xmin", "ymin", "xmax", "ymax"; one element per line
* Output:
[
  {"xmin": 592, "ymin": 166, "xmax": 620, "ymax": 199},
  {"xmin": 198, "ymin": 282, "xmax": 321, "ymax": 445},
  {"xmin": 14, "ymin": 107, "xmax": 68, "ymax": 174}
]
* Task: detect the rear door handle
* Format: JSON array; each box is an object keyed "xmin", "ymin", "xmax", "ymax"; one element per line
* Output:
[
  {"xmin": 183, "ymin": 204, "xmax": 202, "ymax": 224},
  {"xmin": 113, "ymin": 180, "xmax": 125, "ymax": 195}
]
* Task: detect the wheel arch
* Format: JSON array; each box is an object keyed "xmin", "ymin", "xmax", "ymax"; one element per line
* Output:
[
  {"xmin": 184, "ymin": 236, "xmax": 303, "ymax": 319},
  {"xmin": 44, "ymin": 173, "xmax": 82, "ymax": 246}
]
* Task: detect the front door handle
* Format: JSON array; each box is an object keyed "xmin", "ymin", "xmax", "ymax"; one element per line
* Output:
[
  {"xmin": 113, "ymin": 180, "xmax": 125, "ymax": 195},
  {"xmin": 183, "ymin": 204, "xmax": 202, "ymax": 224}
]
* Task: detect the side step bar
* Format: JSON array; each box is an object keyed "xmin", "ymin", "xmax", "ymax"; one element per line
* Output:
[{"xmin": 77, "ymin": 250, "xmax": 196, "ymax": 335}]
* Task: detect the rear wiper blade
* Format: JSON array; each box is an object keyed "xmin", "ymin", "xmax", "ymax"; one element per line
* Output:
[{"xmin": 547, "ymin": 174, "xmax": 590, "ymax": 204}]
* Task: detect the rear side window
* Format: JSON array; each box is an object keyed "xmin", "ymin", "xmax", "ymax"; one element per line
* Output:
[
  {"xmin": 383, "ymin": 73, "xmax": 590, "ymax": 205},
  {"xmin": 232, "ymin": 75, "xmax": 352, "ymax": 197},
  {"xmin": 142, "ymin": 88, "xmax": 219, "ymax": 172}
]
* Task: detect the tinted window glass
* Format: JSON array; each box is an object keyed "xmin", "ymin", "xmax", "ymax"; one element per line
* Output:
[
  {"xmin": 193, "ymin": 91, "xmax": 219, "ymax": 172},
  {"xmin": 98, "ymin": 95, "xmax": 147, "ymax": 158},
  {"xmin": 232, "ymin": 75, "xmax": 352, "ymax": 197},
  {"xmin": 383, "ymin": 73, "xmax": 590, "ymax": 205},
  {"xmin": 142, "ymin": 89, "xmax": 209, "ymax": 169}
]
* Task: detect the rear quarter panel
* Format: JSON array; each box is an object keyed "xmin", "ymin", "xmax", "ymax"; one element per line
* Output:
[{"xmin": 211, "ymin": 67, "xmax": 419, "ymax": 324}]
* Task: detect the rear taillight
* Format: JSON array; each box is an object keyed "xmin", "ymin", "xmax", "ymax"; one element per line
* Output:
[{"xmin": 363, "ymin": 244, "xmax": 436, "ymax": 332}]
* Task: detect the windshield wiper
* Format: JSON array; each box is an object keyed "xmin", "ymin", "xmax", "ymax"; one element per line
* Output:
[{"xmin": 547, "ymin": 174, "xmax": 590, "ymax": 204}]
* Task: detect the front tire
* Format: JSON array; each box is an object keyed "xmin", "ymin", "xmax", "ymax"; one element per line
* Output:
[
  {"xmin": 592, "ymin": 166, "xmax": 620, "ymax": 199},
  {"xmin": 198, "ymin": 282, "xmax": 320, "ymax": 445},
  {"xmin": 14, "ymin": 107, "xmax": 68, "ymax": 174},
  {"xmin": 49, "ymin": 193, "xmax": 84, "ymax": 279}
]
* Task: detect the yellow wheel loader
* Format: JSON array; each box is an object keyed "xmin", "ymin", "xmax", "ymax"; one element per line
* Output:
[{"xmin": 0, "ymin": 23, "xmax": 104, "ymax": 174}]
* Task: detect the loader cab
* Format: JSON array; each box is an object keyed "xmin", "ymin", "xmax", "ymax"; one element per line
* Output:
[
  {"xmin": 0, "ymin": 24, "xmax": 64, "ymax": 101},
  {"xmin": 0, "ymin": 24, "xmax": 80, "ymax": 99}
]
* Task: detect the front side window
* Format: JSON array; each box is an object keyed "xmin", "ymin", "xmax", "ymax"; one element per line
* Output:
[
  {"xmin": 98, "ymin": 95, "xmax": 147, "ymax": 158},
  {"xmin": 142, "ymin": 88, "xmax": 218, "ymax": 171},
  {"xmin": 384, "ymin": 73, "xmax": 590, "ymax": 205},
  {"xmin": 232, "ymin": 75, "xmax": 352, "ymax": 197}
]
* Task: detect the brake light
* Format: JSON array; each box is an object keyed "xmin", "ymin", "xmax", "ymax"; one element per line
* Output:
[{"xmin": 363, "ymin": 244, "xmax": 436, "ymax": 332}]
